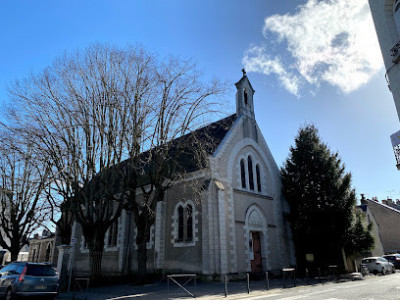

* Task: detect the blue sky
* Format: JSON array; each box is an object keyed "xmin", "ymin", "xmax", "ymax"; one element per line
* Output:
[{"xmin": 0, "ymin": 0, "xmax": 399, "ymax": 200}]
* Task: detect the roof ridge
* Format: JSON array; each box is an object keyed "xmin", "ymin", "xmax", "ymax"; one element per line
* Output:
[{"xmin": 364, "ymin": 198, "xmax": 400, "ymax": 214}]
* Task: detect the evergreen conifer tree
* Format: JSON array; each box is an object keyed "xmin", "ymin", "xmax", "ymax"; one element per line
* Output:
[{"xmin": 282, "ymin": 125, "xmax": 372, "ymax": 271}]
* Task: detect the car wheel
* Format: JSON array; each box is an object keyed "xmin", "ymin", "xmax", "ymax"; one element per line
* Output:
[
  {"xmin": 5, "ymin": 288, "xmax": 12, "ymax": 300},
  {"xmin": 382, "ymin": 268, "xmax": 386, "ymax": 275}
]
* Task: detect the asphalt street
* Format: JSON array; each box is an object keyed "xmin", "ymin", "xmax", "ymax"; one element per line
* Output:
[
  {"xmin": 226, "ymin": 273, "xmax": 400, "ymax": 300},
  {"xmin": 57, "ymin": 272, "xmax": 400, "ymax": 300}
]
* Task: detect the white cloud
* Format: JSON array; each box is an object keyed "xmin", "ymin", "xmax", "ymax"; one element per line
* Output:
[
  {"xmin": 243, "ymin": 0, "xmax": 383, "ymax": 96},
  {"xmin": 243, "ymin": 45, "xmax": 301, "ymax": 96}
]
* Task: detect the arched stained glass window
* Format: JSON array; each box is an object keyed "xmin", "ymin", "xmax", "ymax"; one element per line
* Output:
[
  {"xmin": 178, "ymin": 206, "xmax": 184, "ymax": 241},
  {"xmin": 186, "ymin": 205, "xmax": 193, "ymax": 241},
  {"xmin": 173, "ymin": 202, "xmax": 196, "ymax": 245},
  {"xmin": 248, "ymin": 156, "xmax": 254, "ymax": 190},
  {"xmin": 240, "ymin": 159, "xmax": 246, "ymax": 188},
  {"xmin": 256, "ymin": 164, "xmax": 261, "ymax": 192}
]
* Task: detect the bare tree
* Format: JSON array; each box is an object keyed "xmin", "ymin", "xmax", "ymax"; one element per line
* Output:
[
  {"xmin": 0, "ymin": 136, "xmax": 50, "ymax": 261},
  {"xmin": 5, "ymin": 44, "xmax": 225, "ymax": 280},
  {"xmin": 5, "ymin": 44, "xmax": 157, "ymax": 279},
  {"xmin": 125, "ymin": 58, "xmax": 224, "ymax": 281}
]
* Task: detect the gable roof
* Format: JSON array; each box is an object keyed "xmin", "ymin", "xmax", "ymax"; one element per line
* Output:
[
  {"xmin": 135, "ymin": 113, "xmax": 238, "ymax": 176},
  {"xmin": 87, "ymin": 113, "xmax": 238, "ymax": 194},
  {"xmin": 235, "ymin": 75, "xmax": 255, "ymax": 94},
  {"xmin": 172, "ymin": 113, "xmax": 238, "ymax": 173},
  {"xmin": 362, "ymin": 198, "xmax": 400, "ymax": 215}
]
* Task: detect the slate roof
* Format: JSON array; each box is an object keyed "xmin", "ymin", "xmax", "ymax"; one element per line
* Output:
[
  {"xmin": 87, "ymin": 113, "xmax": 238, "ymax": 194},
  {"xmin": 136, "ymin": 113, "xmax": 238, "ymax": 174}
]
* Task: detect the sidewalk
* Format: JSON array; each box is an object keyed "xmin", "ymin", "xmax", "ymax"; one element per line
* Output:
[{"xmin": 56, "ymin": 274, "xmax": 361, "ymax": 300}]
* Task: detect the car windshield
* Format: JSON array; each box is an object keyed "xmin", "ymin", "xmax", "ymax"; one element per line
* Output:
[{"xmin": 26, "ymin": 265, "xmax": 56, "ymax": 276}]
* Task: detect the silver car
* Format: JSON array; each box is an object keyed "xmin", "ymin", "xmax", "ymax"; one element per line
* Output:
[
  {"xmin": 0, "ymin": 262, "xmax": 59, "ymax": 299},
  {"xmin": 361, "ymin": 257, "xmax": 395, "ymax": 275}
]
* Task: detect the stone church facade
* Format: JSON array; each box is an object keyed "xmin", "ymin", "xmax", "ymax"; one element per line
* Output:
[{"xmin": 70, "ymin": 73, "xmax": 296, "ymax": 277}]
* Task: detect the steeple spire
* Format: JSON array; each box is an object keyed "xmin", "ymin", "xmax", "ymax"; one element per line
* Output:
[{"xmin": 235, "ymin": 70, "xmax": 255, "ymax": 119}]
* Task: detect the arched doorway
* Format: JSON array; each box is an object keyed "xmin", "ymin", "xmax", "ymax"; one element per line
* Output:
[{"xmin": 244, "ymin": 205, "xmax": 269, "ymax": 274}]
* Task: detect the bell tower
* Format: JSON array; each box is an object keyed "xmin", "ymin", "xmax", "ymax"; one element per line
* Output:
[{"xmin": 235, "ymin": 69, "xmax": 255, "ymax": 119}]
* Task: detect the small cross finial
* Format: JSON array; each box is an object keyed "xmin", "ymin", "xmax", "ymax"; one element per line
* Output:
[{"xmin": 242, "ymin": 68, "xmax": 246, "ymax": 76}]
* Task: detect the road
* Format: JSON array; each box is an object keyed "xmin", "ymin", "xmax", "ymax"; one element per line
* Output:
[{"xmin": 240, "ymin": 273, "xmax": 400, "ymax": 300}]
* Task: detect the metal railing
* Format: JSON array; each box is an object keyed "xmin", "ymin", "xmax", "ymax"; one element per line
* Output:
[{"xmin": 390, "ymin": 41, "xmax": 400, "ymax": 57}]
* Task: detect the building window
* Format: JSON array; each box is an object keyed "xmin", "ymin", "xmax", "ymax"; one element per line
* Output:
[
  {"xmin": 240, "ymin": 159, "xmax": 246, "ymax": 188},
  {"xmin": 244, "ymin": 90, "xmax": 248, "ymax": 105},
  {"xmin": 178, "ymin": 206, "xmax": 184, "ymax": 241},
  {"xmin": 32, "ymin": 248, "xmax": 37, "ymax": 262},
  {"xmin": 248, "ymin": 156, "xmax": 254, "ymax": 190},
  {"xmin": 256, "ymin": 164, "xmax": 262, "ymax": 192},
  {"xmin": 186, "ymin": 205, "xmax": 193, "ymax": 241},
  {"xmin": 107, "ymin": 219, "xmax": 118, "ymax": 247},
  {"xmin": 172, "ymin": 201, "xmax": 197, "ymax": 246},
  {"xmin": 175, "ymin": 204, "xmax": 193, "ymax": 242},
  {"xmin": 45, "ymin": 243, "xmax": 52, "ymax": 262}
]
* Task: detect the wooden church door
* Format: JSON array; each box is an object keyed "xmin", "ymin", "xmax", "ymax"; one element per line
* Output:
[{"xmin": 250, "ymin": 231, "xmax": 262, "ymax": 273}]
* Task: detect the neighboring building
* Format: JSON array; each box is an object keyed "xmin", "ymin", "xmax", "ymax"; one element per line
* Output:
[
  {"xmin": 361, "ymin": 197, "xmax": 400, "ymax": 253},
  {"xmin": 3, "ymin": 245, "xmax": 29, "ymax": 263},
  {"xmin": 357, "ymin": 203, "xmax": 384, "ymax": 257},
  {"xmin": 343, "ymin": 202, "xmax": 385, "ymax": 272},
  {"xmin": 0, "ymin": 191, "xmax": 29, "ymax": 263},
  {"xmin": 28, "ymin": 230, "xmax": 56, "ymax": 263},
  {"xmin": 69, "ymin": 73, "xmax": 296, "ymax": 278},
  {"xmin": 369, "ymin": 0, "xmax": 400, "ymax": 121}
]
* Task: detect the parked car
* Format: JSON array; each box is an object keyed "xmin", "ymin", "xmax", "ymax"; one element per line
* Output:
[
  {"xmin": 361, "ymin": 257, "xmax": 395, "ymax": 275},
  {"xmin": 383, "ymin": 254, "xmax": 400, "ymax": 269},
  {"xmin": 0, "ymin": 262, "xmax": 59, "ymax": 300}
]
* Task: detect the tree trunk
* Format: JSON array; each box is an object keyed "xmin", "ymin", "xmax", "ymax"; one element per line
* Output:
[
  {"xmin": 10, "ymin": 250, "xmax": 19, "ymax": 262},
  {"xmin": 135, "ymin": 213, "xmax": 153, "ymax": 283},
  {"xmin": 10, "ymin": 240, "xmax": 21, "ymax": 262},
  {"xmin": 57, "ymin": 220, "xmax": 72, "ymax": 245},
  {"xmin": 89, "ymin": 248, "xmax": 103, "ymax": 282},
  {"xmin": 84, "ymin": 228, "xmax": 106, "ymax": 282},
  {"xmin": 137, "ymin": 241, "xmax": 148, "ymax": 283}
]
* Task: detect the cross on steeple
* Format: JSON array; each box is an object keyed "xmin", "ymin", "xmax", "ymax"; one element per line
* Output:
[{"xmin": 241, "ymin": 68, "xmax": 246, "ymax": 77}]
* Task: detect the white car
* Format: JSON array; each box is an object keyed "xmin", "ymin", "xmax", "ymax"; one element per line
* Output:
[{"xmin": 361, "ymin": 257, "xmax": 395, "ymax": 275}]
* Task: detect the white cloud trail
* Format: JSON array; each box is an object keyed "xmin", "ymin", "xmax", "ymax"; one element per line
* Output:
[{"xmin": 243, "ymin": 0, "xmax": 383, "ymax": 96}]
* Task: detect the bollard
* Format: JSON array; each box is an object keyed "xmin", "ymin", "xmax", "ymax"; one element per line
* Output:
[
  {"xmin": 266, "ymin": 272, "xmax": 269, "ymax": 290},
  {"xmin": 247, "ymin": 273, "xmax": 250, "ymax": 294},
  {"xmin": 306, "ymin": 268, "xmax": 309, "ymax": 285},
  {"xmin": 318, "ymin": 267, "xmax": 322, "ymax": 283},
  {"xmin": 224, "ymin": 275, "xmax": 228, "ymax": 298}
]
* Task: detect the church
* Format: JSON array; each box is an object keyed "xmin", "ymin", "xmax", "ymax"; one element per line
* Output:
[{"xmin": 69, "ymin": 72, "xmax": 296, "ymax": 278}]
